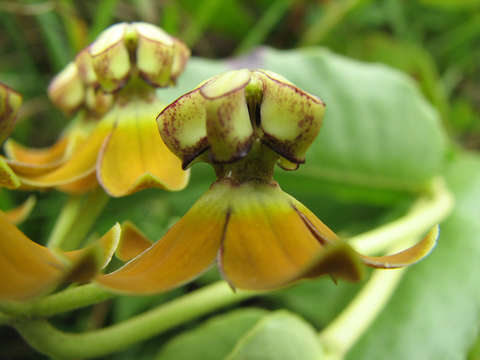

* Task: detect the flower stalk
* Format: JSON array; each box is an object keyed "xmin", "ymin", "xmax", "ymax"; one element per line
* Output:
[{"xmin": 10, "ymin": 176, "xmax": 453, "ymax": 359}]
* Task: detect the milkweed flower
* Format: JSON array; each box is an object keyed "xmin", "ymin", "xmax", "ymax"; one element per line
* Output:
[
  {"xmin": 4, "ymin": 22, "xmax": 190, "ymax": 197},
  {"xmin": 95, "ymin": 69, "xmax": 438, "ymax": 294},
  {"xmin": 0, "ymin": 210, "xmax": 121, "ymax": 302}
]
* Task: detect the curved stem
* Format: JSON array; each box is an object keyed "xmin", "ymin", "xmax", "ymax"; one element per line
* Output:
[
  {"xmin": 350, "ymin": 178, "xmax": 453, "ymax": 255},
  {"xmin": 47, "ymin": 188, "xmax": 110, "ymax": 250},
  {"xmin": 1, "ymin": 284, "xmax": 112, "ymax": 319},
  {"xmin": 12, "ymin": 178, "xmax": 453, "ymax": 359},
  {"xmin": 14, "ymin": 282, "xmax": 257, "ymax": 359},
  {"xmin": 319, "ymin": 266, "xmax": 406, "ymax": 360},
  {"xmin": 318, "ymin": 178, "xmax": 454, "ymax": 359}
]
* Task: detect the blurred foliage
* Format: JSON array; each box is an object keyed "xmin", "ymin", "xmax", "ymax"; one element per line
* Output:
[{"xmin": 0, "ymin": 0, "xmax": 478, "ymax": 359}]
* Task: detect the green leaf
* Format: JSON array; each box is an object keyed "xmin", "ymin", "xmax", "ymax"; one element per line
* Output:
[
  {"xmin": 226, "ymin": 311, "xmax": 323, "ymax": 360},
  {"xmin": 348, "ymin": 153, "xmax": 480, "ymax": 359},
  {"xmin": 156, "ymin": 308, "xmax": 269, "ymax": 360},
  {"xmin": 162, "ymin": 47, "xmax": 447, "ymax": 203}
]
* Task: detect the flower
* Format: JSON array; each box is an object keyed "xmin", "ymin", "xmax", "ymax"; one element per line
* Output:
[
  {"xmin": 94, "ymin": 69, "xmax": 438, "ymax": 294},
  {"xmin": 0, "ymin": 210, "xmax": 121, "ymax": 302},
  {"xmin": 0, "ymin": 83, "xmax": 22, "ymax": 189},
  {"xmin": 4, "ymin": 22, "xmax": 190, "ymax": 197}
]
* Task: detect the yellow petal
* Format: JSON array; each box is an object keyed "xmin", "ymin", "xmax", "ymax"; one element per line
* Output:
[
  {"xmin": 96, "ymin": 189, "xmax": 226, "ymax": 294},
  {"xmin": 4, "ymin": 195, "xmax": 36, "ymax": 225},
  {"xmin": 5, "ymin": 137, "xmax": 68, "ymax": 165},
  {"xmin": 220, "ymin": 184, "xmax": 324, "ymax": 290},
  {"xmin": 359, "ymin": 225, "xmax": 439, "ymax": 268},
  {"xmin": 0, "ymin": 156, "xmax": 20, "ymax": 189},
  {"xmin": 97, "ymin": 99, "xmax": 189, "ymax": 197},
  {"xmin": 0, "ymin": 213, "xmax": 121, "ymax": 302},
  {"xmin": 65, "ymin": 223, "xmax": 121, "ymax": 282},
  {"xmin": 116, "ymin": 221, "xmax": 152, "ymax": 262},
  {"xmin": 56, "ymin": 171, "xmax": 98, "ymax": 194},
  {"xmin": 294, "ymin": 197, "xmax": 438, "ymax": 270},
  {"xmin": 18, "ymin": 118, "xmax": 113, "ymax": 189},
  {"xmin": 0, "ymin": 212, "xmax": 70, "ymax": 301}
]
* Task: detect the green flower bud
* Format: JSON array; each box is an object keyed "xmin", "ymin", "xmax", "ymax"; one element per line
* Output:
[
  {"xmin": 134, "ymin": 22, "xmax": 191, "ymax": 87},
  {"xmin": 48, "ymin": 22, "xmax": 190, "ymax": 115},
  {"xmin": 89, "ymin": 23, "xmax": 131, "ymax": 92},
  {"xmin": 48, "ymin": 62, "xmax": 85, "ymax": 114},
  {"xmin": 0, "ymin": 83, "xmax": 22, "ymax": 144},
  {"xmin": 158, "ymin": 69, "xmax": 325, "ymax": 175}
]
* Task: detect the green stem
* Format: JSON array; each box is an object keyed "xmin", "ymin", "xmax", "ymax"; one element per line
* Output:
[
  {"xmin": 12, "ymin": 178, "xmax": 452, "ymax": 359},
  {"xmin": 319, "ymin": 266, "xmax": 406, "ymax": 360},
  {"xmin": 181, "ymin": 0, "xmax": 223, "ymax": 46},
  {"xmin": 0, "ymin": 284, "xmax": 112, "ymax": 319},
  {"xmin": 299, "ymin": 0, "xmax": 372, "ymax": 46},
  {"xmin": 318, "ymin": 178, "xmax": 454, "ymax": 359},
  {"xmin": 47, "ymin": 188, "xmax": 110, "ymax": 251},
  {"xmin": 234, "ymin": 0, "xmax": 292, "ymax": 55},
  {"xmin": 350, "ymin": 178, "xmax": 453, "ymax": 255},
  {"xmin": 14, "ymin": 282, "xmax": 257, "ymax": 359}
]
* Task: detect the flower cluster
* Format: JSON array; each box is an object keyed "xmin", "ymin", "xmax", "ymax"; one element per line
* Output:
[
  {"xmin": 3, "ymin": 22, "xmax": 190, "ymax": 197},
  {"xmin": 0, "ymin": 23, "xmax": 438, "ymax": 303},
  {"xmin": 95, "ymin": 69, "xmax": 438, "ymax": 294}
]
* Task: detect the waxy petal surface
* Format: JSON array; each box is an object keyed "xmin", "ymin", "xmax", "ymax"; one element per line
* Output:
[
  {"xmin": 97, "ymin": 99, "xmax": 188, "ymax": 197},
  {"xmin": 96, "ymin": 189, "xmax": 226, "ymax": 294},
  {"xmin": 3, "ymin": 196, "xmax": 36, "ymax": 225},
  {"xmin": 18, "ymin": 118, "xmax": 113, "ymax": 189},
  {"xmin": 0, "ymin": 213, "xmax": 119, "ymax": 302}
]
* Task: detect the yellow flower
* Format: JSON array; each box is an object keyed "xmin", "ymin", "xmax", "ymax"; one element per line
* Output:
[
  {"xmin": 94, "ymin": 70, "xmax": 438, "ymax": 294},
  {"xmin": 4, "ymin": 22, "xmax": 190, "ymax": 197},
  {"xmin": 0, "ymin": 210, "xmax": 120, "ymax": 302}
]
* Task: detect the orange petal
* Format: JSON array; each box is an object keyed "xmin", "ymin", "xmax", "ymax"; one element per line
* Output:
[
  {"xmin": 18, "ymin": 118, "xmax": 113, "ymax": 189},
  {"xmin": 0, "ymin": 156, "xmax": 20, "ymax": 189},
  {"xmin": 65, "ymin": 223, "xmax": 121, "ymax": 282},
  {"xmin": 97, "ymin": 99, "xmax": 189, "ymax": 197},
  {"xmin": 220, "ymin": 183, "xmax": 326, "ymax": 290},
  {"xmin": 5, "ymin": 137, "xmax": 68, "ymax": 166},
  {"xmin": 0, "ymin": 212, "xmax": 71, "ymax": 301},
  {"xmin": 359, "ymin": 225, "xmax": 439, "ymax": 268},
  {"xmin": 116, "ymin": 221, "xmax": 152, "ymax": 262},
  {"xmin": 56, "ymin": 171, "xmax": 98, "ymax": 194},
  {"xmin": 96, "ymin": 189, "xmax": 226, "ymax": 294},
  {"xmin": 4, "ymin": 195, "xmax": 36, "ymax": 225},
  {"xmin": 0, "ymin": 212, "xmax": 121, "ymax": 302}
]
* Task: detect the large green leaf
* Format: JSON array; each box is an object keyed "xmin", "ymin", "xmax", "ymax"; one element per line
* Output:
[
  {"xmin": 161, "ymin": 47, "xmax": 447, "ymax": 202},
  {"xmin": 156, "ymin": 308, "xmax": 268, "ymax": 360},
  {"xmin": 226, "ymin": 311, "xmax": 323, "ymax": 360},
  {"xmin": 348, "ymin": 153, "xmax": 480, "ymax": 359}
]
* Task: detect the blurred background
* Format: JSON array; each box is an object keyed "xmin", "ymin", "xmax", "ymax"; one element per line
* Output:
[
  {"xmin": 0, "ymin": 0, "xmax": 478, "ymax": 151},
  {"xmin": 0, "ymin": 1, "xmax": 478, "ymax": 359}
]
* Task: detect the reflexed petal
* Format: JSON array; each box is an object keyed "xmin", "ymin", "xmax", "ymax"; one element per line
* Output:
[
  {"xmin": 18, "ymin": 118, "xmax": 113, "ymax": 189},
  {"xmin": 56, "ymin": 171, "xmax": 98, "ymax": 194},
  {"xmin": 0, "ymin": 156, "xmax": 20, "ymax": 189},
  {"xmin": 295, "ymin": 197, "xmax": 438, "ymax": 270},
  {"xmin": 220, "ymin": 183, "xmax": 324, "ymax": 290},
  {"xmin": 116, "ymin": 221, "xmax": 152, "ymax": 262},
  {"xmin": 359, "ymin": 225, "xmax": 439, "ymax": 268},
  {"xmin": 0, "ymin": 213, "xmax": 121, "ymax": 302},
  {"xmin": 96, "ymin": 189, "xmax": 226, "ymax": 294},
  {"xmin": 5, "ymin": 137, "xmax": 69, "ymax": 176},
  {"xmin": 4, "ymin": 195, "xmax": 36, "ymax": 225},
  {"xmin": 5, "ymin": 137, "xmax": 68, "ymax": 165},
  {"xmin": 65, "ymin": 223, "xmax": 121, "ymax": 282},
  {"xmin": 97, "ymin": 99, "xmax": 188, "ymax": 197}
]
